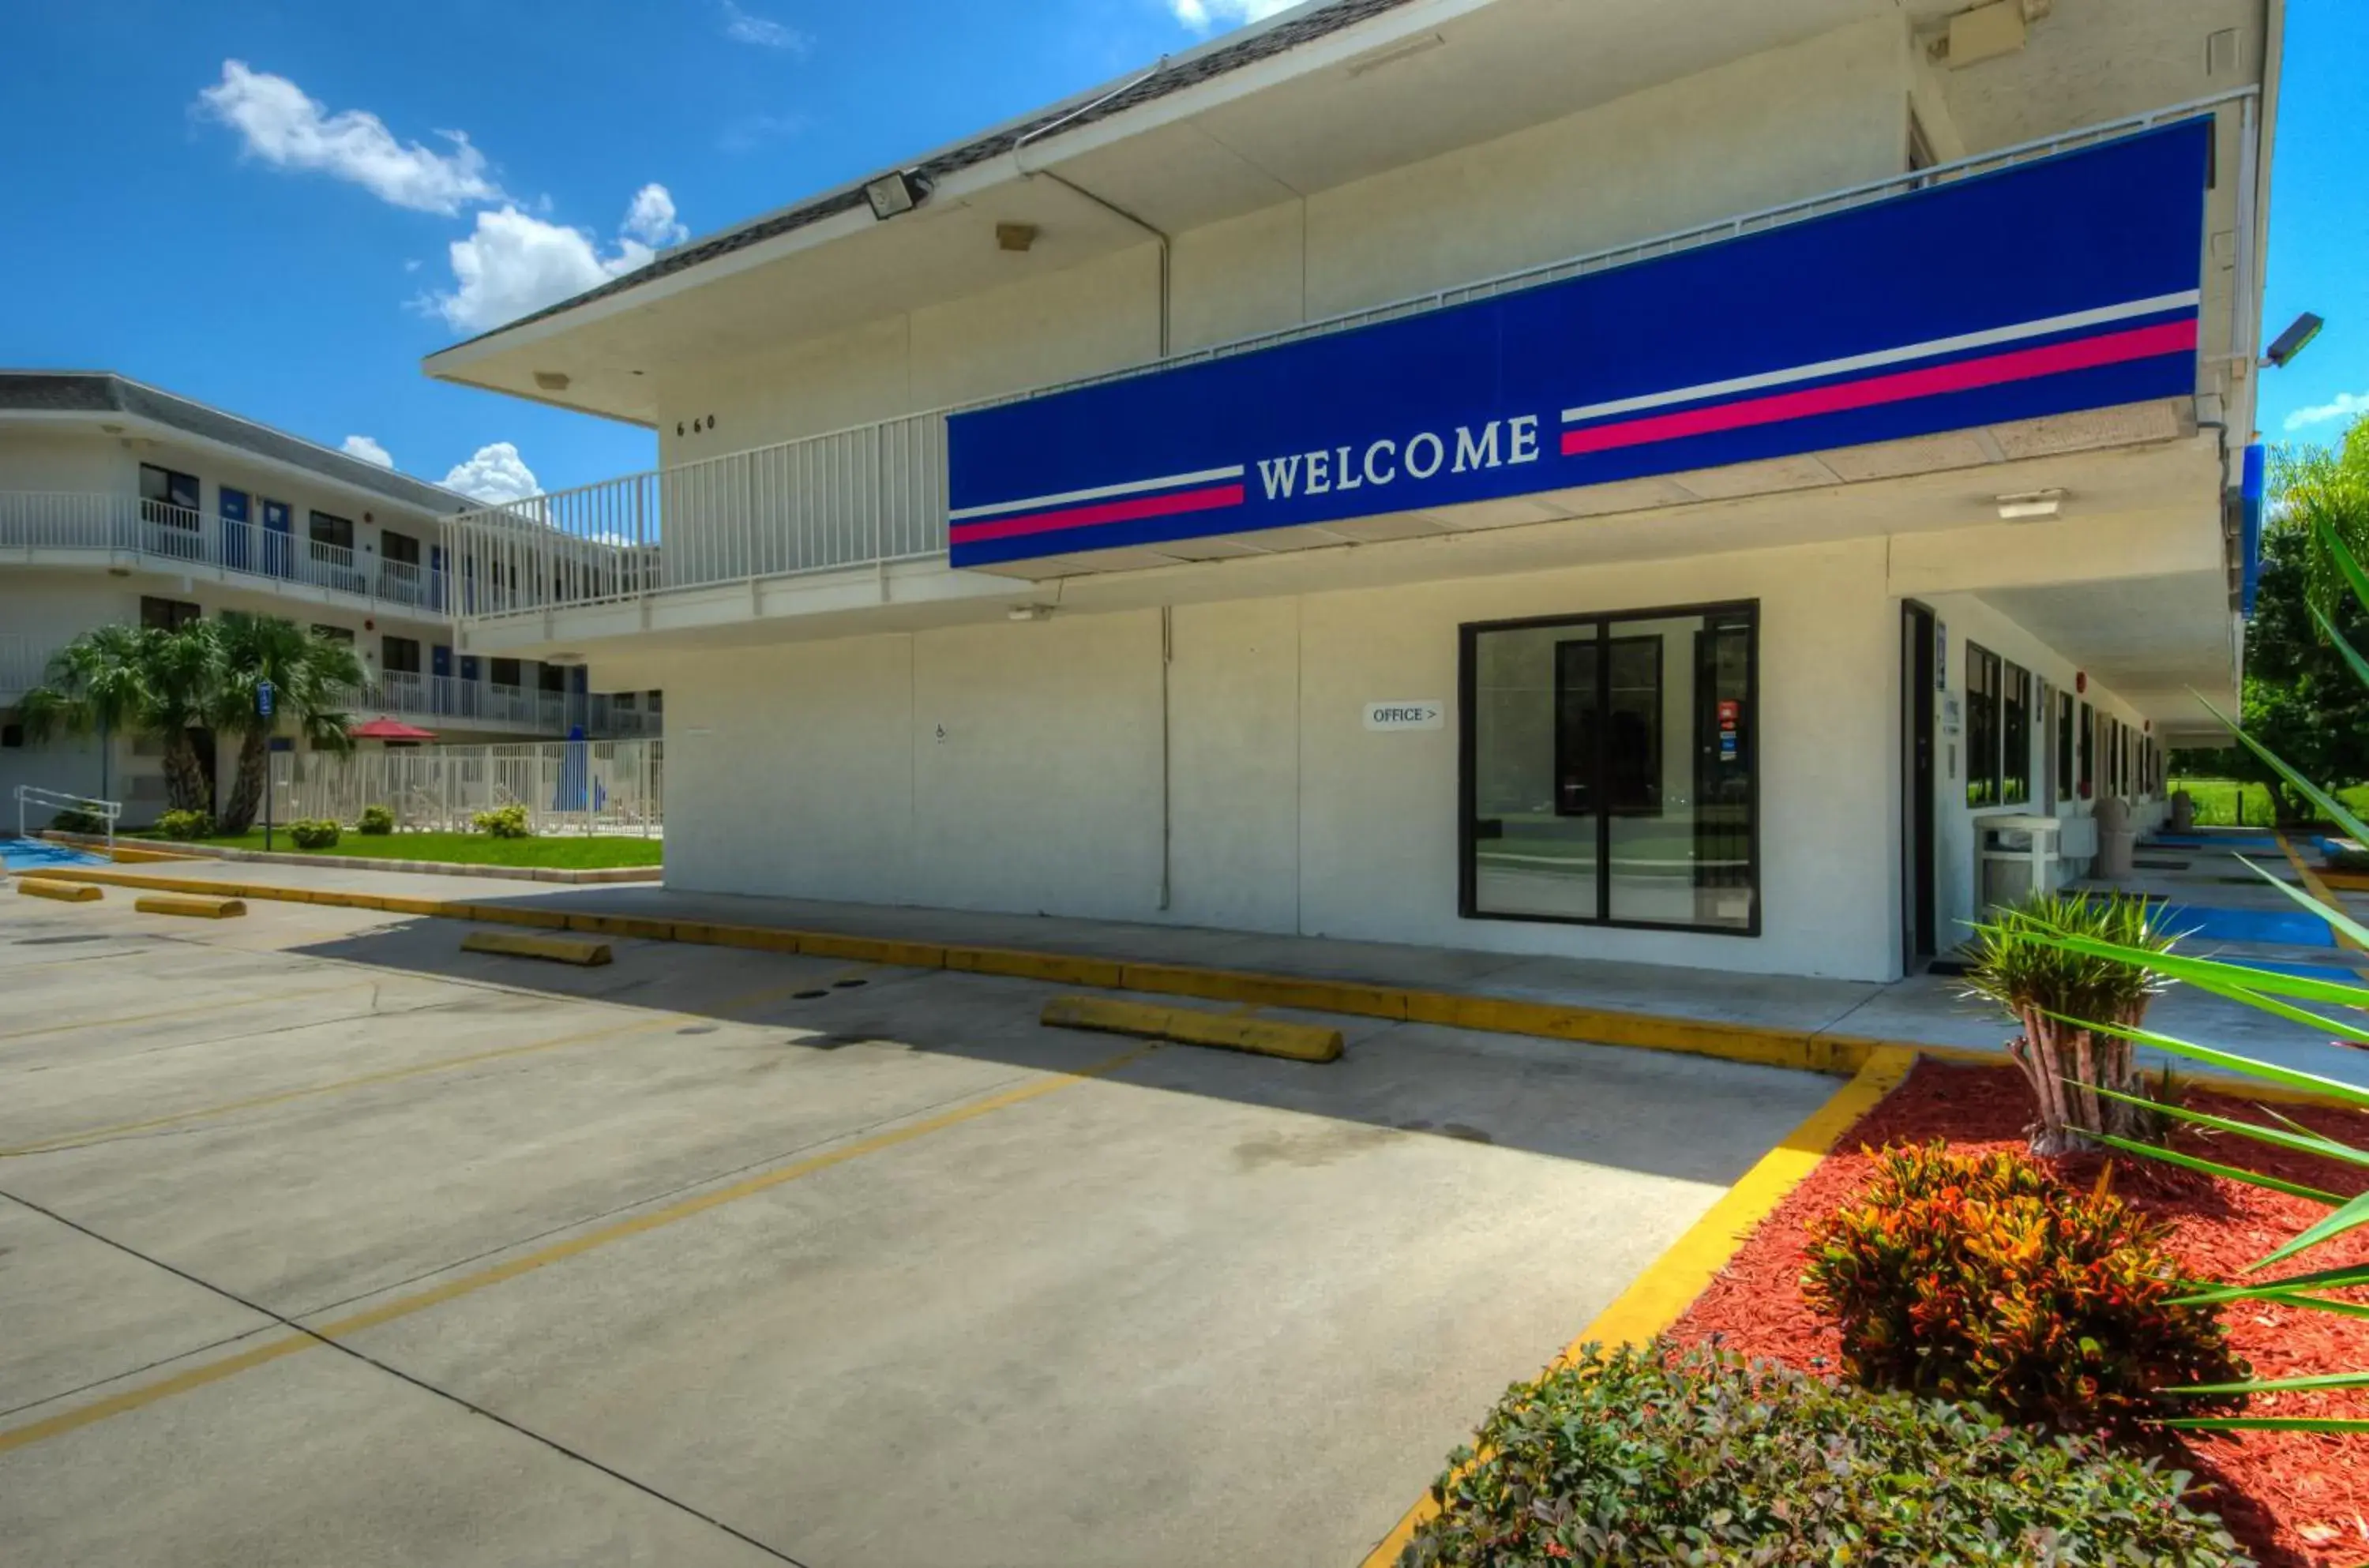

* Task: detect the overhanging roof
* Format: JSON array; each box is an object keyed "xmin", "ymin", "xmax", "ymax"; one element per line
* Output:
[{"xmin": 0, "ymin": 370, "xmax": 478, "ymax": 516}]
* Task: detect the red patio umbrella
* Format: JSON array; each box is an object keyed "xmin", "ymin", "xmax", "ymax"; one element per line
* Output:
[{"xmin": 347, "ymin": 716, "xmax": 438, "ymax": 741}]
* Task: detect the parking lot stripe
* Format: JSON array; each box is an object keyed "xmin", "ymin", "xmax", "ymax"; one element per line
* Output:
[
  {"xmin": 0, "ymin": 1044, "xmax": 1151, "ymax": 1455},
  {"xmin": 0, "ymin": 979, "xmax": 368, "ymax": 1045},
  {"xmin": 0, "ymin": 977, "xmax": 823, "ymax": 1158}
]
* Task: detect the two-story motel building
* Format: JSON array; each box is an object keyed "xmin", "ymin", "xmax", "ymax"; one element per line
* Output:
[
  {"xmin": 424, "ymin": 0, "xmax": 2281, "ymax": 983},
  {"xmin": 0, "ymin": 373, "xmax": 662, "ymax": 820}
]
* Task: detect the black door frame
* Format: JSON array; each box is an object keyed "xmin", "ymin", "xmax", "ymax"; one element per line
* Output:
[{"xmin": 1902, "ymin": 602, "xmax": 1938, "ymax": 970}]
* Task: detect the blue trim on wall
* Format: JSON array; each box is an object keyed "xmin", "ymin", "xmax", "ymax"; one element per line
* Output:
[
  {"xmin": 2241, "ymin": 441, "xmax": 2266, "ymax": 618},
  {"xmin": 947, "ymin": 119, "xmax": 2212, "ymax": 569}
]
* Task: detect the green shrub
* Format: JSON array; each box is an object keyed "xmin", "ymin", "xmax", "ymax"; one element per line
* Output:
[
  {"xmin": 287, "ymin": 818, "xmax": 341, "ymax": 850},
  {"xmin": 1404, "ymin": 1343, "xmax": 2246, "ymax": 1567},
  {"xmin": 1802, "ymin": 1143, "xmax": 2246, "ymax": 1435},
  {"xmin": 153, "ymin": 808, "xmax": 213, "ymax": 841},
  {"xmin": 49, "ymin": 808, "xmax": 105, "ymax": 836},
  {"xmin": 355, "ymin": 804, "xmax": 396, "ymax": 835},
  {"xmin": 472, "ymin": 803, "xmax": 531, "ymax": 838}
]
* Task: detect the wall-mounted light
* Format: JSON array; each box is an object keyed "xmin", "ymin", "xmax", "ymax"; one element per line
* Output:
[
  {"xmin": 996, "ymin": 222, "xmax": 1039, "ymax": 253},
  {"xmin": 533, "ymin": 369, "xmax": 571, "ymax": 392},
  {"xmin": 2262, "ymin": 312, "xmax": 2324, "ymax": 369},
  {"xmin": 865, "ymin": 170, "xmax": 931, "ymax": 220},
  {"xmin": 1995, "ymin": 488, "xmax": 2065, "ymax": 521},
  {"xmin": 1007, "ymin": 604, "xmax": 1055, "ymax": 623}
]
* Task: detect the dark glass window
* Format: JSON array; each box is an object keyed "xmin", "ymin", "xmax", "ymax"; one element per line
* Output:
[
  {"xmin": 309, "ymin": 511, "xmax": 355, "ymax": 551},
  {"xmin": 537, "ymin": 662, "xmax": 567, "ymax": 693},
  {"xmin": 2079, "ymin": 702, "xmax": 2095, "ymax": 797},
  {"xmin": 311, "ymin": 625, "xmax": 355, "ymax": 645},
  {"xmin": 489, "ymin": 658, "xmax": 523, "ymax": 688},
  {"xmin": 1965, "ymin": 643, "xmax": 2001, "ymax": 808},
  {"xmin": 140, "ymin": 595, "xmax": 201, "ymax": 631},
  {"xmin": 2056, "ymin": 692, "xmax": 2074, "ymax": 800},
  {"xmin": 2001, "ymin": 662, "xmax": 2031, "ymax": 805},
  {"xmin": 381, "ymin": 530, "xmax": 420, "ymax": 566},
  {"xmin": 137, "ymin": 463, "xmax": 200, "ymax": 525},
  {"xmin": 381, "ymin": 636, "xmax": 421, "ymax": 675},
  {"xmin": 1464, "ymin": 602, "xmax": 1757, "ymax": 934}
]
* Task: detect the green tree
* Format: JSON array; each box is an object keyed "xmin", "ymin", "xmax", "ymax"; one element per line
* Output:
[
  {"xmin": 17, "ymin": 622, "xmax": 219, "ymax": 812},
  {"xmin": 205, "ymin": 613, "xmax": 363, "ymax": 836}
]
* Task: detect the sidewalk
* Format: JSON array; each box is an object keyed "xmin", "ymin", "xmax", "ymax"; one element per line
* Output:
[{"xmin": 36, "ymin": 849, "xmax": 2369, "ymax": 1087}]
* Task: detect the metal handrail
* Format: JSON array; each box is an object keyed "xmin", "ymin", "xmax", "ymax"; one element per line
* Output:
[{"xmin": 17, "ymin": 785, "xmax": 121, "ymax": 853}]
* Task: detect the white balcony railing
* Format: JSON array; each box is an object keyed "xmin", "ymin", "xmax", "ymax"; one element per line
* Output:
[
  {"xmin": 449, "ymin": 88, "xmax": 2261, "ymax": 625},
  {"xmin": 0, "ymin": 492, "xmax": 452, "ymax": 613},
  {"xmin": 337, "ymin": 673, "xmax": 657, "ymax": 740}
]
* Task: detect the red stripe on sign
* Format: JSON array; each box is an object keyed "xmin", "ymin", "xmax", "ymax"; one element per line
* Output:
[
  {"xmin": 950, "ymin": 483, "xmax": 1247, "ymax": 544},
  {"xmin": 1559, "ymin": 317, "xmax": 2198, "ymax": 457}
]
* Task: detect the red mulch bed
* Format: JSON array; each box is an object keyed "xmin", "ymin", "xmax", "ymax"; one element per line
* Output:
[{"xmin": 1668, "ymin": 1060, "xmax": 2369, "ymax": 1568}]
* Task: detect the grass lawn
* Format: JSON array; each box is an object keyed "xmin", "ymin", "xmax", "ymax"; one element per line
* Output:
[
  {"xmin": 2168, "ymin": 775, "xmax": 2369, "ymax": 829},
  {"xmin": 132, "ymin": 829, "xmax": 663, "ymax": 868}
]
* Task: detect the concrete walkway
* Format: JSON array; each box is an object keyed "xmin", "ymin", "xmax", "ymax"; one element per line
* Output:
[{"xmin": 37, "ymin": 840, "xmax": 2369, "ymax": 1087}]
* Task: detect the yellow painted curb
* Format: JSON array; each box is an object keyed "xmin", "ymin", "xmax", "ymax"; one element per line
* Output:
[
  {"xmin": 134, "ymin": 894, "xmax": 245, "ymax": 919},
  {"xmin": 16, "ymin": 879, "xmax": 102, "ymax": 903},
  {"xmin": 1356, "ymin": 1045, "xmax": 1917, "ymax": 1568},
  {"xmin": 1041, "ymin": 994, "xmax": 1344, "ymax": 1063},
  {"xmin": 2277, "ymin": 831, "xmax": 2365, "ymax": 955},
  {"xmin": 460, "ymin": 930, "xmax": 612, "ymax": 966}
]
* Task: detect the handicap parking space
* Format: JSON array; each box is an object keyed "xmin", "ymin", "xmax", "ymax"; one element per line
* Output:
[{"xmin": 0, "ymin": 885, "xmax": 1835, "ymax": 1566}]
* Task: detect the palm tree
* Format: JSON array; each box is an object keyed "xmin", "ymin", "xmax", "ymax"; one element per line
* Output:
[
  {"xmin": 206, "ymin": 613, "xmax": 363, "ymax": 835},
  {"xmin": 17, "ymin": 623, "xmax": 218, "ymax": 812}
]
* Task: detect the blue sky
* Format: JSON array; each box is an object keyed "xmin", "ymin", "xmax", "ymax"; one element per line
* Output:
[{"xmin": 2, "ymin": 1, "xmax": 2361, "ymax": 504}]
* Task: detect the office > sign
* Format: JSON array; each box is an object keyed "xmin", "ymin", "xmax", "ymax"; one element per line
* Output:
[{"xmin": 947, "ymin": 119, "xmax": 2209, "ymax": 569}]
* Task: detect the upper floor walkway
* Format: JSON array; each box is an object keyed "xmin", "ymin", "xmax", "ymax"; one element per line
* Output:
[
  {"xmin": 2, "ymin": 491, "xmax": 456, "ymax": 617},
  {"xmin": 444, "ymin": 89, "xmax": 2266, "ymax": 635}
]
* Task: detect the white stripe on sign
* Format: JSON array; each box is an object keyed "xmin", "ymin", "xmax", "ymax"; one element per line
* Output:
[
  {"xmin": 949, "ymin": 465, "xmax": 1248, "ymax": 522},
  {"xmin": 1558, "ymin": 291, "xmax": 2202, "ymax": 426}
]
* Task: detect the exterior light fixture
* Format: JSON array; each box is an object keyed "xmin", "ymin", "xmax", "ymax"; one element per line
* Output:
[
  {"xmin": 864, "ymin": 170, "xmax": 930, "ymax": 220},
  {"xmin": 533, "ymin": 370, "xmax": 571, "ymax": 392},
  {"xmin": 1995, "ymin": 488, "xmax": 2065, "ymax": 521},
  {"xmin": 1007, "ymin": 604, "xmax": 1055, "ymax": 622},
  {"xmin": 2262, "ymin": 312, "xmax": 2324, "ymax": 369},
  {"xmin": 996, "ymin": 222, "xmax": 1039, "ymax": 253}
]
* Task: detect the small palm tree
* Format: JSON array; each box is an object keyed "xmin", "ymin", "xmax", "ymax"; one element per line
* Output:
[
  {"xmin": 17, "ymin": 622, "xmax": 219, "ymax": 812},
  {"xmin": 1963, "ymin": 891, "xmax": 2175, "ymax": 1155},
  {"xmin": 206, "ymin": 613, "xmax": 363, "ymax": 835}
]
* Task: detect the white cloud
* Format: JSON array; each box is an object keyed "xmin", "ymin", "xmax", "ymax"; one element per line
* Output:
[
  {"xmin": 341, "ymin": 434, "xmax": 395, "ymax": 468},
  {"xmin": 197, "ymin": 60, "xmax": 502, "ymax": 215},
  {"xmin": 719, "ymin": 111, "xmax": 806, "ymax": 153},
  {"xmin": 2285, "ymin": 391, "xmax": 2369, "ymax": 433},
  {"xmin": 427, "ymin": 205, "xmax": 658, "ymax": 333},
  {"xmin": 621, "ymin": 182, "xmax": 689, "ymax": 248},
  {"xmin": 720, "ymin": 0, "xmax": 810, "ymax": 51},
  {"xmin": 442, "ymin": 443, "xmax": 541, "ymax": 505},
  {"xmin": 1168, "ymin": 0, "xmax": 1297, "ymax": 32}
]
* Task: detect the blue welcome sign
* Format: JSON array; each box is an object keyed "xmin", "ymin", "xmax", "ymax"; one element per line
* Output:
[{"xmin": 947, "ymin": 120, "xmax": 2209, "ymax": 569}]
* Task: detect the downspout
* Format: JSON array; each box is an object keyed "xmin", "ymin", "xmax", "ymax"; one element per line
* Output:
[
  {"xmin": 1158, "ymin": 605, "xmax": 1173, "ymax": 910},
  {"xmin": 1012, "ymin": 67, "xmax": 1173, "ymax": 359}
]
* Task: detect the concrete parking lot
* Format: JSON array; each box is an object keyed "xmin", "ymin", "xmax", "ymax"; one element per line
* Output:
[{"xmin": 0, "ymin": 885, "xmax": 1835, "ymax": 1566}]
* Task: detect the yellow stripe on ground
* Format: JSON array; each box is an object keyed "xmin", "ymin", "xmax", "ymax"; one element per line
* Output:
[
  {"xmin": 0, "ymin": 980, "xmax": 367, "ymax": 1045},
  {"xmin": 0, "ymin": 977, "xmax": 820, "ymax": 1157},
  {"xmin": 1354, "ymin": 1046, "xmax": 1915, "ymax": 1568},
  {"xmin": 0, "ymin": 1044, "xmax": 1151, "ymax": 1457},
  {"xmin": 2277, "ymin": 831, "xmax": 2366, "ymax": 955}
]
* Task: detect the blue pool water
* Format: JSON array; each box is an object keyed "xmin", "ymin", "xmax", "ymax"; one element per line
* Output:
[
  {"xmin": 2153, "ymin": 902, "xmax": 2338, "ymax": 949},
  {"xmin": 0, "ymin": 837, "xmax": 107, "ymax": 872}
]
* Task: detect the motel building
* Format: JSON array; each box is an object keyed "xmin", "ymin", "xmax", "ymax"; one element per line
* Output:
[
  {"xmin": 425, "ymin": 0, "xmax": 2281, "ymax": 985},
  {"xmin": 0, "ymin": 373, "xmax": 662, "ymax": 820}
]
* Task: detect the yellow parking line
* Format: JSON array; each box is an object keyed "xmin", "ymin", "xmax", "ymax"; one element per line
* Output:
[
  {"xmin": 0, "ymin": 981, "xmax": 368, "ymax": 1045},
  {"xmin": 0, "ymin": 1043, "xmax": 1152, "ymax": 1456},
  {"xmin": 0, "ymin": 977, "xmax": 821, "ymax": 1157},
  {"xmin": 2276, "ymin": 831, "xmax": 2367, "ymax": 955}
]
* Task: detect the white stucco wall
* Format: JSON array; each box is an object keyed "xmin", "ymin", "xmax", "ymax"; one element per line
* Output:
[
  {"xmin": 659, "ymin": 533, "xmax": 1903, "ymax": 980},
  {"xmin": 655, "ymin": 16, "xmax": 1919, "ymax": 462}
]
